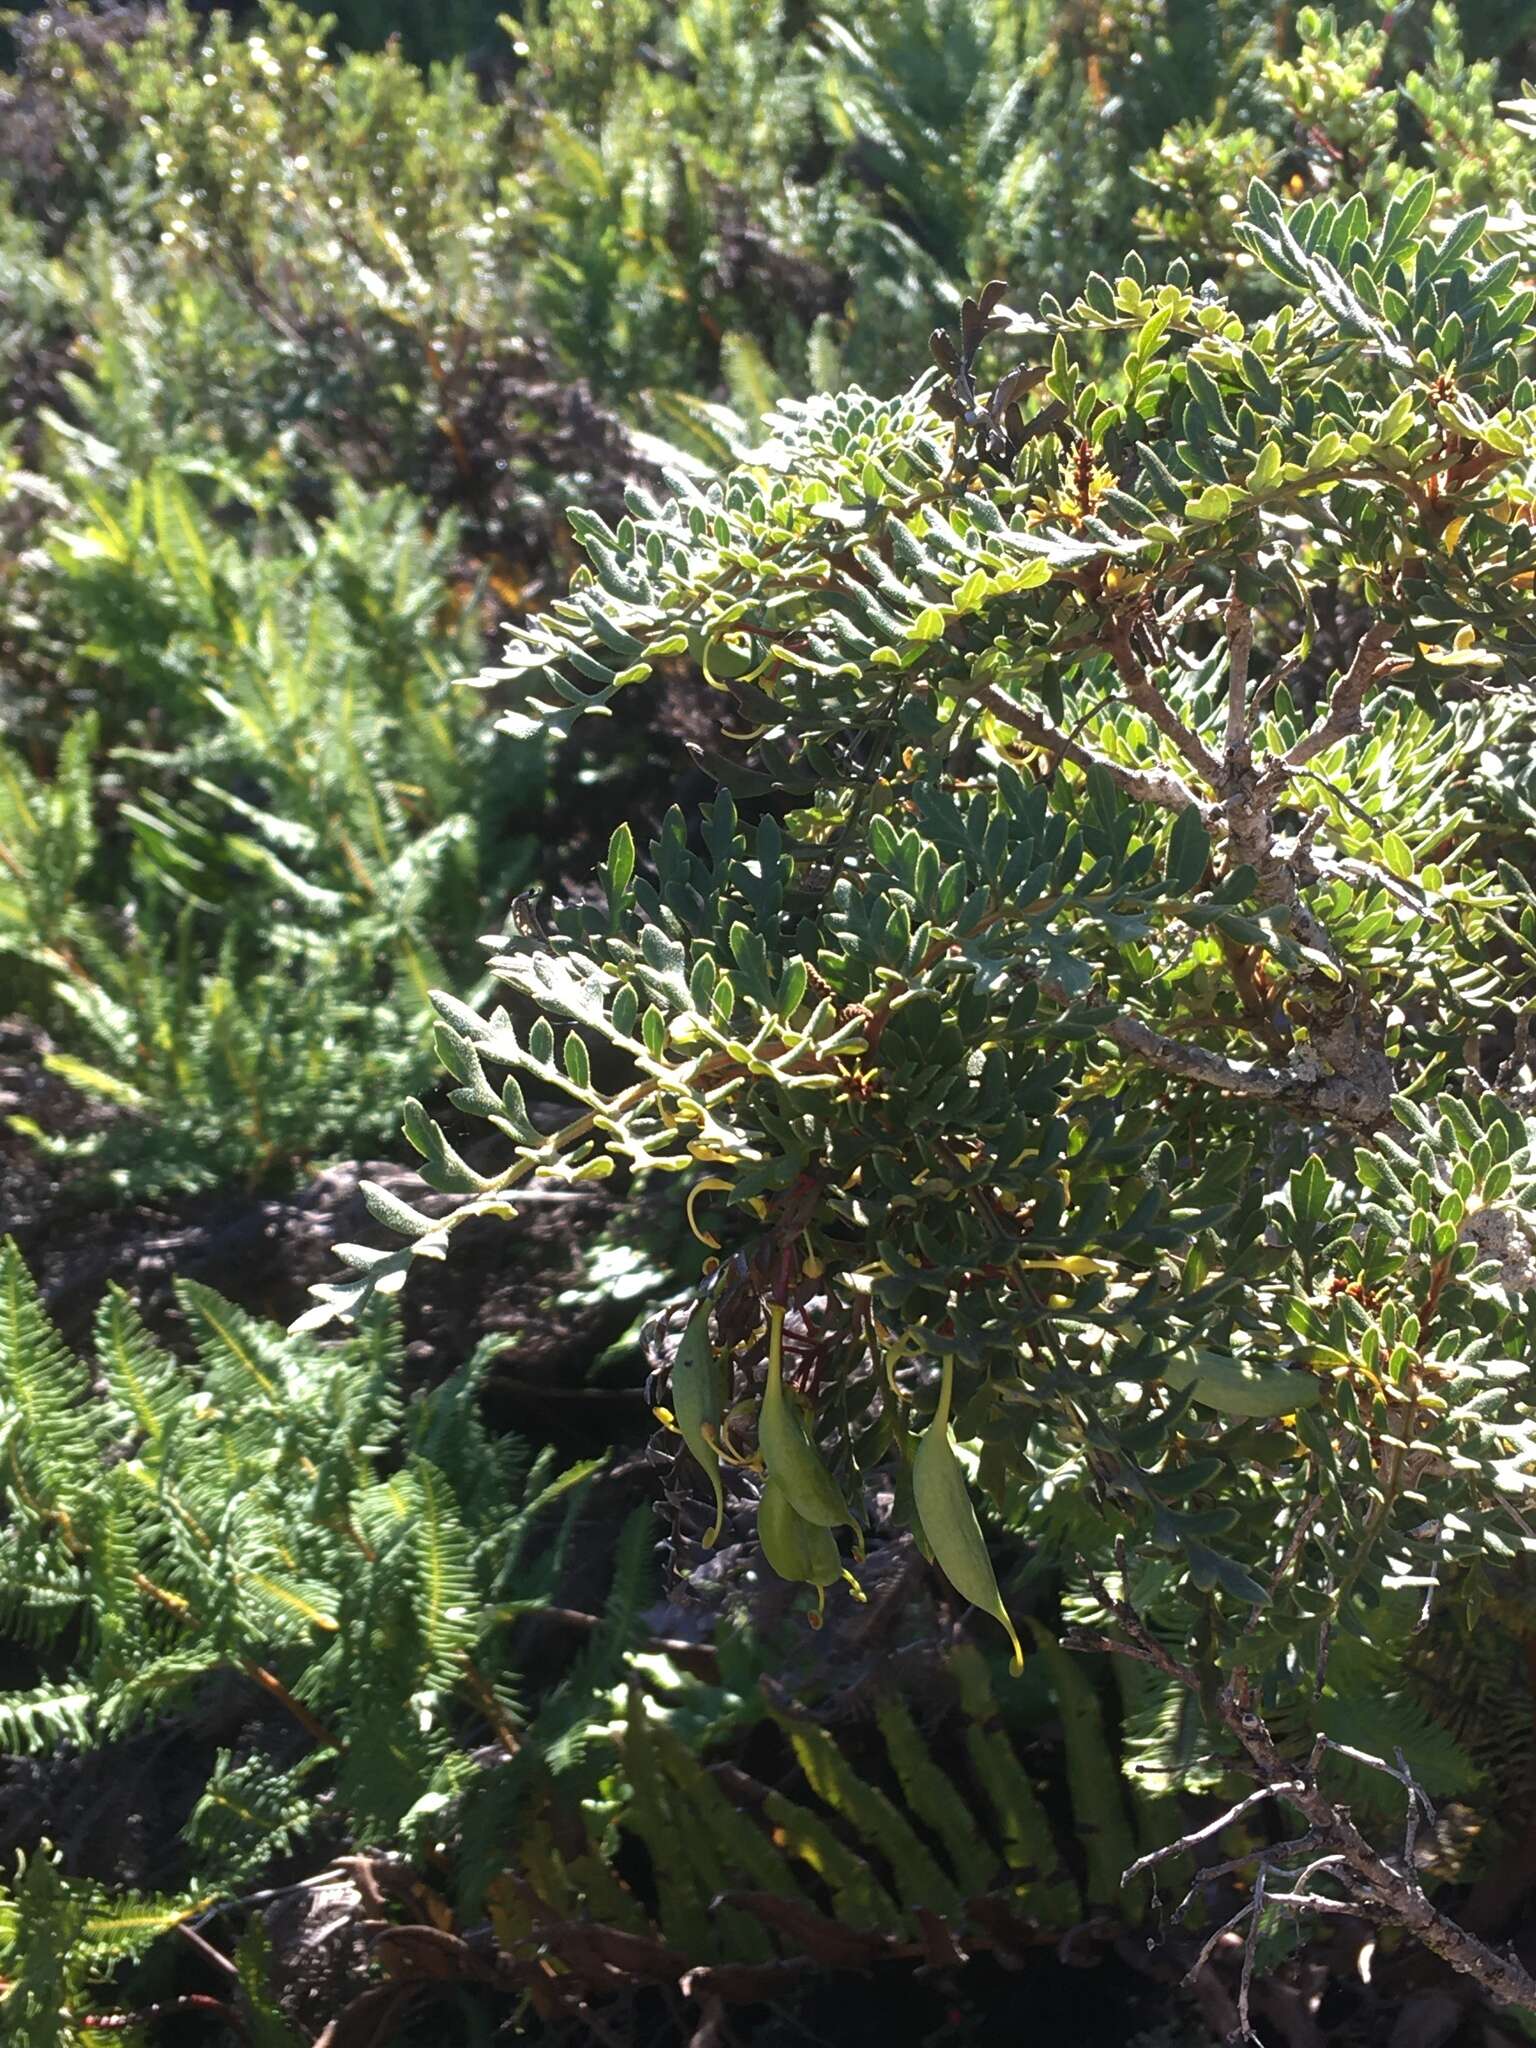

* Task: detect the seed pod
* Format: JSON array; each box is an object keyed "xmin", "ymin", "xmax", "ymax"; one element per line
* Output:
[
  {"xmin": 666, "ymin": 1298, "xmax": 726, "ymax": 1546},
  {"xmin": 758, "ymin": 1476, "xmax": 841, "ymax": 1623},
  {"xmin": 912, "ymin": 1354, "xmax": 1024, "ymax": 1673},
  {"xmin": 759, "ymin": 1304, "xmax": 860, "ymax": 1546},
  {"xmin": 758, "ymin": 1475, "xmax": 841, "ymax": 1586}
]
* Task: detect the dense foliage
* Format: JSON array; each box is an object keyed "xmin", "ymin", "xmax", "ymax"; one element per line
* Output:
[
  {"xmin": 6, "ymin": 0, "xmax": 1535, "ymax": 1189},
  {"xmin": 4, "ymin": 1, "xmax": 1536, "ymax": 2044},
  {"xmin": 309, "ymin": 147, "xmax": 1536, "ymax": 1966}
]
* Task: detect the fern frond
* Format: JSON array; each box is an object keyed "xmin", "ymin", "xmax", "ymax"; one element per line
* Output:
[
  {"xmin": 0, "ymin": 1684, "xmax": 95, "ymax": 1754},
  {"xmin": 1300, "ymin": 1629, "xmax": 1481, "ymax": 1820},
  {"xmin": 513, "ymin": 1507, "xmax": 649, "ymax": 1790},
  {"xmin": 1116, "ymin": 1653, "xmax": 1229, "ymax": 1799},
  {"xmin": 178, "ymin": 1280, "xmax": 292, "ymax": 1409},
  {"xmin": 237, "ymin": 1566, "xmax": 343, "ymax": 1642},
  {"xmin": 98, "ymin": 1651, "xmax": 223, "ymax": 1739},
  {"xmin": 0, "ymin": 1238, "xmax": 99, "ymax": 1509},
  {"xmin": 336, "ymin": 1690, "xmax": 446, "ymax": 1840},
  {"xmin": 561, "ymin": 1506, "xmax": 650, "ymax": 1701},
  {"xmin": 1409, "ymin": 1584, "xmax": 1536, "ymax": 1849},
  {"xmin": 0, "ymin": 1552, "xmax": 87, "ymax": 1649},
  {"xmin": 411, "ymin": 1459, "xmax": 478, "ymax": 1692},
  {"xmin": 617, "ymin": 1688, "xmax": 717, "ymax": 1955},
  {"xmin": 78, "ymin": 1466, "xmax": 145, "ymax": 1656},
  {"xmin": 231, "ymin": 1919, "xmax": 307, "ymax": 2048},
  {"xmin": 93, "ymin": 1285, "xmax": 186, "ymax": 1449},
  {"xmin": 949, "ymin": 1642, "xmax": 1080, "ymax": 1922},
  {"xmin": 0, "ymin": 1844, "xmax": 85, "ymax": 2048},
  {"xmin": 408, "ymin": 1341, "xmax": 519, "ymax": 1527},
  {"xmin": 487, "ymin": 1477, "xmax": 596, "ymax": 1615},
  {"xmin": 184, "ymin": 1752, "xmax": 316, "ymax": 1887},
  {"xmin": 875, "ymin": 1694, "xmax": 998, "ymax": 1898},
  {"xmin": 753, "ymin": 1778, "xmax": 899, "ymax": 1932},
  {"xmin": 77, "ymin": 1887, "xmax": 209, "ymax": 1966},
  {"xmin": 778, "ymin": 1714, "xmax": 962, "ymax": 1917}
]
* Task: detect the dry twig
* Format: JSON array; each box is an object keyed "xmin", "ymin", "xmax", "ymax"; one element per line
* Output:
[{"xmin": 1071, "ymin": 1578, "xmax": 1536, "ymax": 2020}]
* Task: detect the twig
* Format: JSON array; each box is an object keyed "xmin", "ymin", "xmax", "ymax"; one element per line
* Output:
[
  {"xmin": 190, "ymin": 1867, "xmax": 352, "ymax": 1928},
  {"xmin": 1309, "ymin": 1733, "xmax": 1435, "ymax": 1828},
  {"xmin": 1279, "ymin": 621, "xmax": 1411, "ymax": 774},
  {"xmin": 1076, "ymin": 1581, "xmax": 1536, "ymax": 2012},
  {"xmin": 1259, "ymin": 1720, "xmax": 1522, "ymax": 1996},
  {"xmin": 1247, "ymin": 1497, "xmax": 1324, "ymax": 1631},
  {"xmin": 1262, "ymin": 1890, "xmax": 1387, "ymax": 1918},
  {"xmin": 459, "ymin": 1652, "xmax": 520, "ymax": 1756},
  {"xmin": 1040, "ymin": 980, "xmax": 1386, "ymax": 1127},
  {"xmin": 1059, "ymin": 1627, "xmax": 1167, "ymax": 1665},
  {"xmin": 1078, "ymin": 1546, "xmax": 1199, "ymax": 1690},
  {"xmin": 177, "ymin": 1920, "xmax": 238, "ymax": 1977},
  {"xmin": 1399, "ymin": 1747, "xmax": 1428, "ymax": 1874},
  {"xmin": 1125, "ymin": 1786, "xmax": 1303, "ymax": 1884},
  {"xmin": 1249, "ymin": 646, "xmax": 1303, "ymax": 719},
  {"xmin": 1093, "ymin": 1009, "xmax": 1301, "ymax": 1097},
  {"xmin": 1286, "ymin": 1851, "xmax": 1351, "ymax": 1894},
  {"xmin": 528, "ymin": 1606, "xmax": 717, "ymax": 1663},
  {"xmin": 972, "ymin": 680, "xmax": 1207, "ymax": 815},
  {"xmin": 1186, "ymin": 1899, "xmax": 1258, "ymax": 1987},
  {"xmin": 1044, "ymin": 990, "xmax": 1300, "ymax": 1104},
  {"xmin": 1105, "ymin": 622, "xmax": 1224, "ymax": 787},
  {"xmin": 1238, "ymin": 1862, "xmax": 1267, "ymax": 2041},
  {"xmin": 1494, "ymin": 1005, "xmax": 1534, "ymax": 1097},
  {"xmin": 1170, "ymin": 1838, "xmax": 1320, "ymax": 1923},
  {"xmin": 240, "ymin": 1660, "xmax": 336, "ymax": 1748},
  {"xmin": 76, "ymin": 1996, "xmax": 250, "ymax": 2040}
]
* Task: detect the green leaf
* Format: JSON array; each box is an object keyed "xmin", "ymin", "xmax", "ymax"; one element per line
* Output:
[
  {"xmin": 1381, "ymin": 831, "xmax": 1414, "ymax": 880},
  {"xmin": 607, "ymin": 822, "xmax": 637, "ymax": 903},
  {"xmin": 563, "ymin": 1033, "xmax": 592, "ymax": 1091},
  {"xmin": 1185, "ymin": 1540, "xmax": 1268, "ymax": 1605},
  {"xmin": 1165, "ymin": 1352, "xmax": 1321, "ymax": 1417},
  {"xmin": 1185, "ymin": 484, "xmax": 1232, "ymax": 524},
  {"xmin": 1288, "ymin": 1154, "xmax": 1330, "ymax": 1227},
  {"xmin": 1165, "ymin": 806, "xmax": 1210, "ymax": 893}
]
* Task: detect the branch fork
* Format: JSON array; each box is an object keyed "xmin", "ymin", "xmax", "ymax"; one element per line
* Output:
[
  {"xmin": 1070, "ymin": 1568, "xmax": 1536, "ymax": 2026},
  {"xmin": 983, "ymin": 603, "xmax": 1411, "ymax": 1130}
]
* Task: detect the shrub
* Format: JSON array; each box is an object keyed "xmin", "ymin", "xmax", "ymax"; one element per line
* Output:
[{"xmin": 306, "ymin": 174, "xmax": 1536, "ymax": 1997}]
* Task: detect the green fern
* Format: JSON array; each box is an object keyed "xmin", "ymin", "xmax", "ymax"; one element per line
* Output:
[
  {"xmin": 0, "ymin": 1844, "xmax": 206, "ymax": 2048},
  {"xmin": 3, "ymin": 460, "xmax": 538, "ymax": 1199},
  {"xmin": 184, "ymin": 1753, "xmax": 318, "ymax": 1889},
  {"xmin": 482, "ymin": 1635, "xmax": 1133, "ymax": 1974},
  {"xmin": 0, "ymin": 1236, "xmax": 606, "ymax": 1894}
]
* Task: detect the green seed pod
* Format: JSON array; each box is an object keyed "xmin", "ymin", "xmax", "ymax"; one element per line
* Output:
[
  {"xmin": 665, "ymin": 1298, "xmax": 726, "ymax": 1546},
  {"xmin": 913, "ymin": 1354, "xmax": 1024, "ymax": 1674},
  {"xmin": 758, "ymin": 1475, "xmax": 841, "ymax": 1622},
  {"xmin": 759, "ymin": 1304, "xmax": 860, "ymax": 1545}
]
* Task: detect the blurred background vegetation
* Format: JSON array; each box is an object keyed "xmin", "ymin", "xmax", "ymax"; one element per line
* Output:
[{"xmin": 1, "ymin": 2, "xmax": 1535, "ymax": 2041}]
